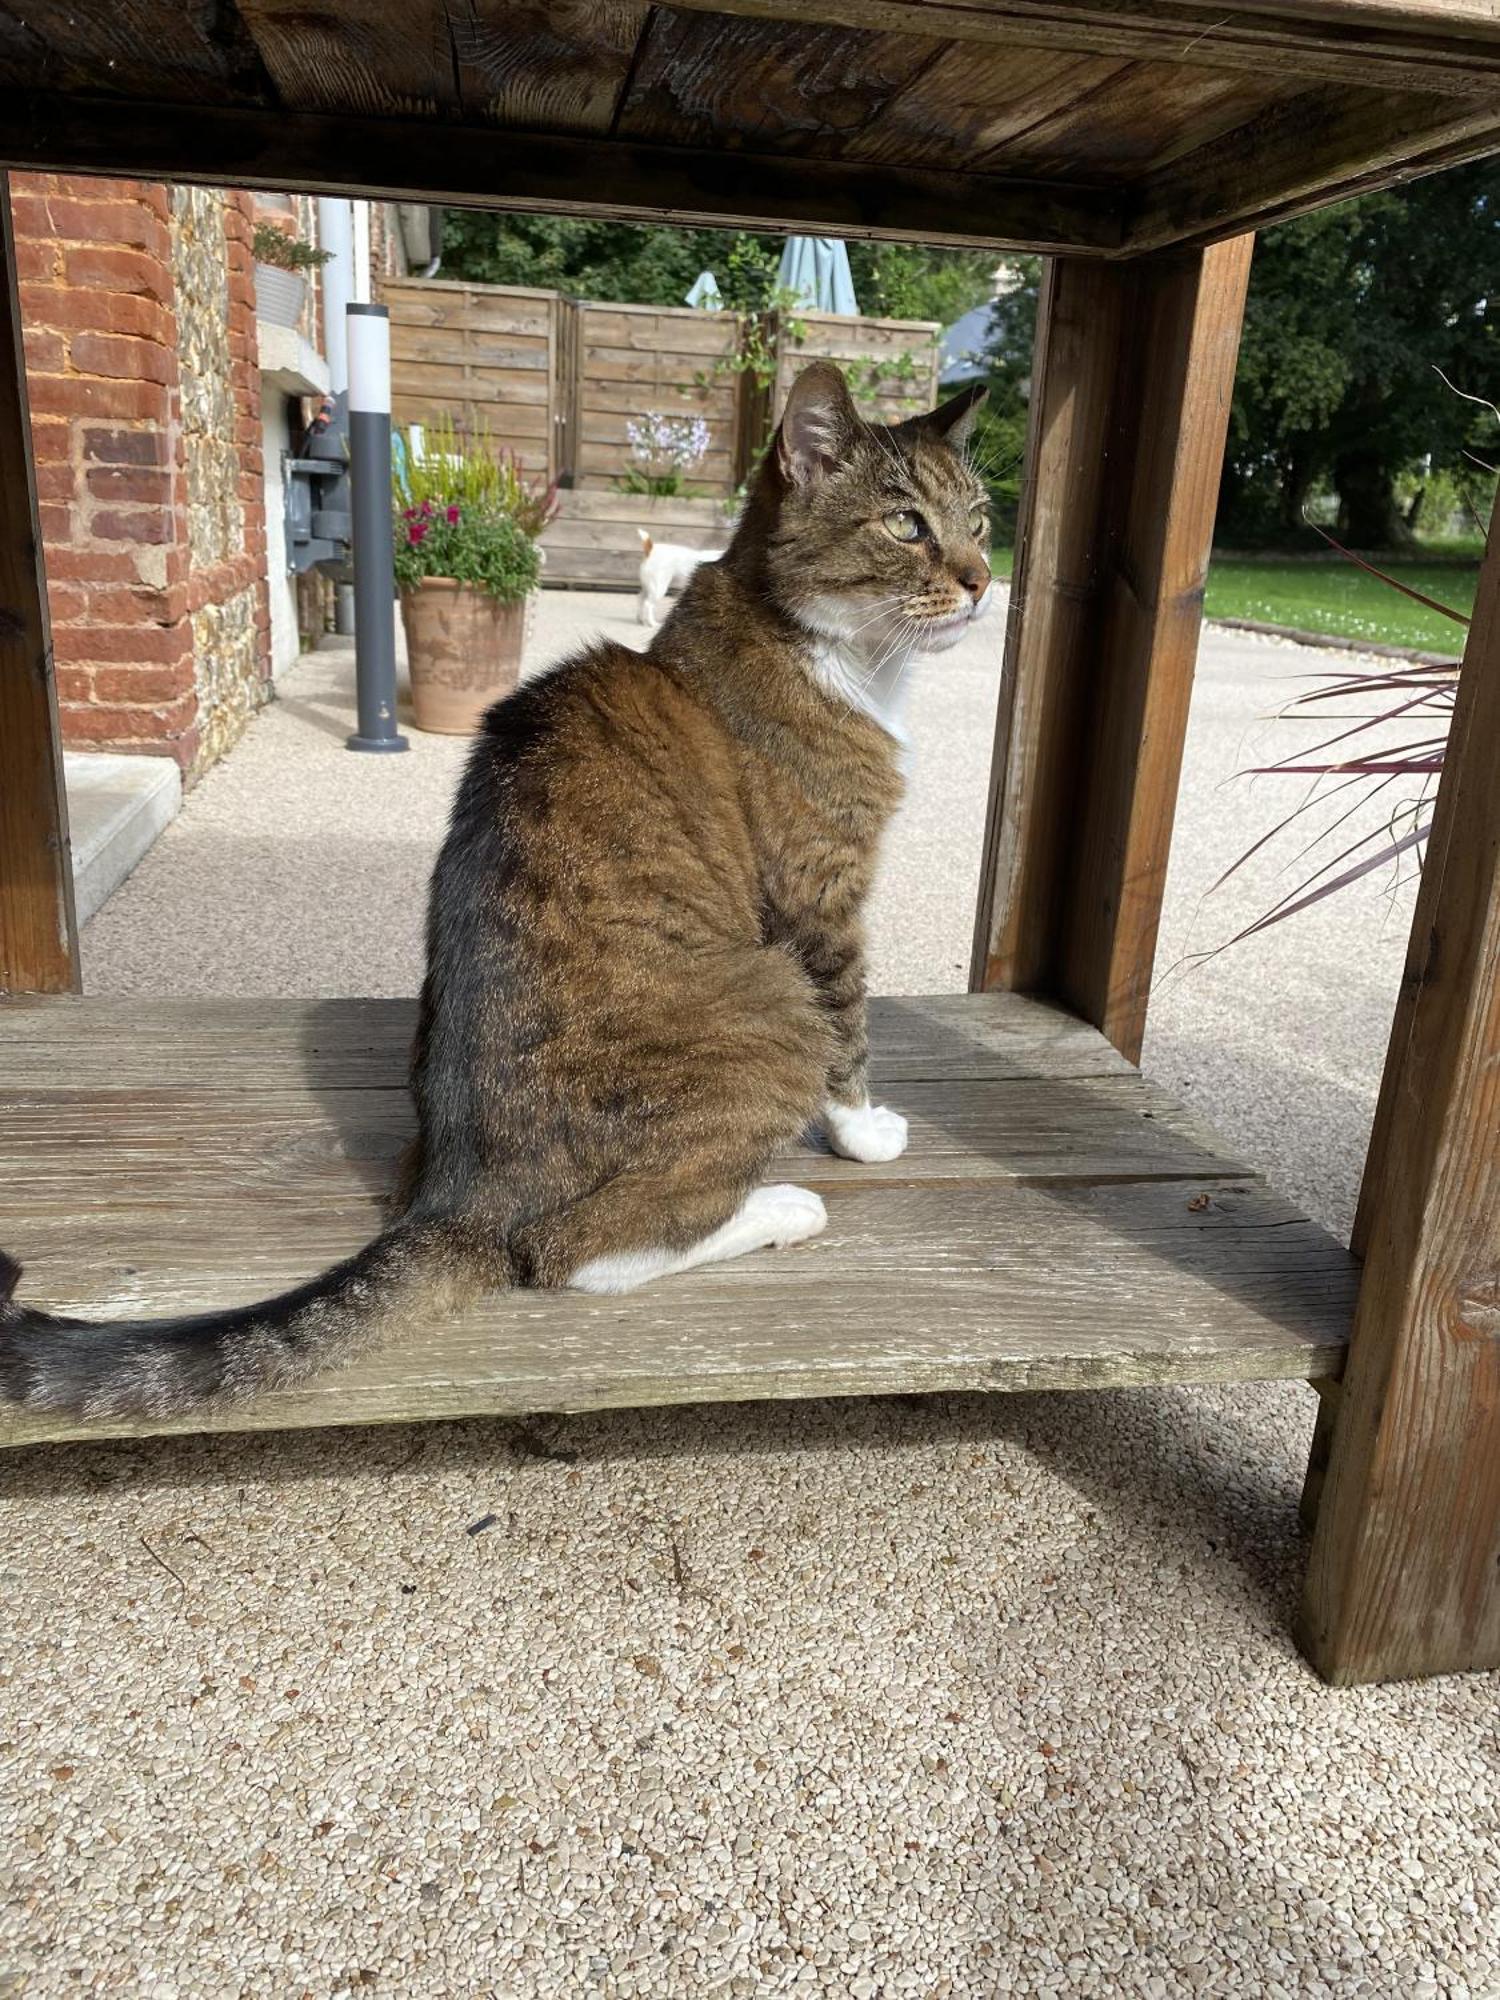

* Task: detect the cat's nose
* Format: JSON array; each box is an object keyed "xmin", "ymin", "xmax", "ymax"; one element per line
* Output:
[{"xmin": 957, "ymin": 558, "xmax": 990, "ymax": 603}]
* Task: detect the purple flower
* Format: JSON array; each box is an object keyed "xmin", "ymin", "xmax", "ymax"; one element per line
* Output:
[
  {"xmin": 408, "ymin": 522, "xmax": 429, "ymax": 545},
  {"xmin": 446, "ymin": 503, "xmax": 461, "ymax": 524},
  {"xmin": 626, "ymin": 410, "xmax": 712, "ymax": 472}
]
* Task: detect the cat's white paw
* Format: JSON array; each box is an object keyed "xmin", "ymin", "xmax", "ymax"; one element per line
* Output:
[
  {"xmin": 744, "ymin": 1183, "xmax": 828, "ymax": 1248},
  {"xmin": 824, "ymin": 1101, "xmax": 908, "ymax": 1164}
]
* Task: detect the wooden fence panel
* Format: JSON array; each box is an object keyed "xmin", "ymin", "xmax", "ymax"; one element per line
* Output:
[
  {"xmin": 575, "ymin": 301, "xmax": 740, "ymax": 497},
  {"xmin": 773, "ymin": 310, "xmax": 941, "ymax": 429},
  {"xmin": 385, "ymin": 280, "xmax": 947, "ymax": 519},
  {"xmin": 385, "ymin": 278, "xmax": 557, "ymax": 478}
]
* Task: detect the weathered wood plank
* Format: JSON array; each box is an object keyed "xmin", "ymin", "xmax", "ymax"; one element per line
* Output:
[
  {"xmin": 0, "ymin": 0, "xmax": 270, "ymax": 104},
  {"xmin": 970, "ymin": 241, "xmax": 1252, "ymax": 1065},
  {"xmin": 0, "ymin": 991, "xmax": 1136, "ymax": 1090},
  {"xmin": 969, "ymin": 256, "xmax": 1122, "ymax": 1008},
  {"xmin": 1300, "ymin": 494, "xmax": 1500, "ymax": 1685},
  {"xmin": 0, "ymin": 172, "xmax": 77, "ymax": 997},
  {"xmin": 1128, "ymin": 84, "xmax": 1500, "ymax": 251},
  {"xmin": 0, "ymin": 990, "xmax": 1355, "ymax": 1447},
  {"xmin": 616, "ymin": 10, "xmax": 941, "ymax": 159},
  {"xmin": 442, "ymin": 0, "xmax": 650, "ymax": 134},
  {"xmin": 846, "ymin": 42, "xmax": 1125, "ymax": 167},
  {"xmin": 0, "ymin": 1178, "xmax": 1355, "ymax": 1448},
  {"xmin": 650, "ymin": 0, "xmax": 1500, "ymax": 98},
  {"xmin": 0, "ymin": 1071, "xmax": 1255, "ymax": 1208},
  {"xmin": 1058, "ymin": 237, "xmax": 1253, "ymax": 1060},
  {"xmin": 0, "ymin": 91, "xmax": 1126, "ymax": 255},
  {"xmin": 990, "ymin": 59, "xmax": 1295, "ymax": 182},
  {"xmin": 236, "ymin": 0, "xmax": 459, "ymax": 117}
]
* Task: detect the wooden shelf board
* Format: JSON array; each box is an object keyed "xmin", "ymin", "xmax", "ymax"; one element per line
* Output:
[{"xmin": 0, "ymin": 993, "xmax": 1356, "ymax": 1447}]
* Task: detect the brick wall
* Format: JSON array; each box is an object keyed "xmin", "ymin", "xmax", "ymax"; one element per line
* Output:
[{"xmin": 12, "ymin": 173, "xmax": 272, "ymax": 779}]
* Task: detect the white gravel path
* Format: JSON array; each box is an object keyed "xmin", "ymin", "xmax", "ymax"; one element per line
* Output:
[{"xmin": 2, "ymin": 591, "xmax": 1495, "ymax": 2000}]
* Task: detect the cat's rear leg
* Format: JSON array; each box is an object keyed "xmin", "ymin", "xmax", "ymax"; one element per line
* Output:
[{"xmin": 568, "ymin": 1184, "xmax": 826, "ymax": 1295}]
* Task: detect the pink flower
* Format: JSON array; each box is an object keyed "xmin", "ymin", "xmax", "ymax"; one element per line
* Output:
[
  {"xmin": 419, "ymin": 499, "xmax": 434, "ymax": 516},
  {"xmin": 446, "ymin": 504, "xmax": 461, "ymax": 524},
  {"xmin": 408, "ymin": 522, "xmax": 429, "ymax": 545}
]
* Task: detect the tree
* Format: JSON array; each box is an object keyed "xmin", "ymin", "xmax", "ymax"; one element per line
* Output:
[
  {"xmin": 440, "ymin": 212, "xmax": 994, "ymax": 327},
  {"xmin": 1222, "ymin": 162, "xmax": 1499, "ymax": 547}
]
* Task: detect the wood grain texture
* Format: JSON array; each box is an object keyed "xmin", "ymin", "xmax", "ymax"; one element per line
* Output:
[
  {"xmin": 844, "ymin": 43, "xmax": 1125, "ymax": 168},
  {"xmin": 0, "ymin": 993, "xmax": 1355, "ymax": 1448},
  {"xmin": 236, "ymin": 0, "xmax": 458, "ymax": 116},
  {"xmin": 1128, "ymin": 83, "xmax": 1500, "ymax": 251},
  {"xmin": 969, "ymin": 257, "xmax": 1123, "ymax": 1005},
  {"xmin": 387, "ymin": 278, "xmax": 556, "ymax": 476},
  {"xmin": 971, "ymin": 242, "xmax": 1252, "ymax": 1065},
  {"xmin": 0, "ymin": 173, "xmax": 78, "ymax": 997},
  {"xmin": 0, "ymin": 90, "xmax": 1126, "ymax": 255},
  {"xmin": 0, "ymin": 1073, "xmax": 1255, "ymax": 1204},
  {"xmin": 0, "ymin": 991, "xmax": 1136, "ymax": 1089},
  {"xmin": 0, "ymin": 5, "xmax": 1497, "ymax": 263},
  {"xmin": 443, "ymin": 0, "xmax": 650, "ymax": 133},
  {"xmin": 0, "ymin": 0, "xmax": 272, "ymax": 104},
  {"xmin": 1058, "ymin": 238, "xmax": 1253, "ymax": 1061},
  {"xmin": 990, "ymin": 59, "xmax": 1297, "ymax": 183},
  {"xmin": 1300, "ymin": 504, "xmax": 1500, "ymax": 1685},
  {"xmin": 651, "ymin": 0, "xmax": 1500, "ymax": 96},
  {"xmin": 615, "ymin": 9, "xmax": 941, "ymax": 159}
]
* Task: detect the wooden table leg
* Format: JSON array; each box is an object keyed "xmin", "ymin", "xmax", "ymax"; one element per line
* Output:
[
  {"xmin": 970, "ymin": 237, "xmax": 1253, "ymax": 1064},
  {"xmin": 0, "ymin": 169, "xmax": 78, "ymax": 995},
  {"xmin": 1300, "ymin": 519, "xmax": 1500, "ymax": 1685}
]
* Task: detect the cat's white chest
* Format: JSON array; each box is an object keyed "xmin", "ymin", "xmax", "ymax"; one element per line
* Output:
[{"xmin": 808, "ymin": 637, "xmax": 913, "ymax": 748}]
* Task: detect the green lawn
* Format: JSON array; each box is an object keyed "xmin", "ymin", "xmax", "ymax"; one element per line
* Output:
[
  {"xmin": 988, "ymin": 545, "xmax": 1477, "ymax": 650},
  {"xmin": 1204, "ymin": 557, "xmax": 1476, "ymax": 651}
]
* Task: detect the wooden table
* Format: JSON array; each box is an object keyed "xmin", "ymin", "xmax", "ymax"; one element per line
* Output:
[{"xmin": 1, "ymin": 0, "xmax": 1497, "ymax": 1686}]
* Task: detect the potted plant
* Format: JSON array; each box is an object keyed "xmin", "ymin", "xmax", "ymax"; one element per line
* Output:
[
  {"xmin": 252, "ymin": 223, "xmax": 332, "ymax": 329},
  {"xmin": 393, "ymin": 423, "xmax": 550, "ymax": 734}
]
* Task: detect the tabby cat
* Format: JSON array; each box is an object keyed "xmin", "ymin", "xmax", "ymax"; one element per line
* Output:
[{"xmin": 0, "ymin": 361, "xmax": 991, "ymax": 1419}]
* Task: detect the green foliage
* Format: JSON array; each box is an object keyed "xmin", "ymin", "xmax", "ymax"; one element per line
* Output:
[
  {"xmin": 843, "ymin": 242, "xmax": 996, "ymax": 326},
  {"xmin": 1220, "ymin": 163, "xmax": 1500, "ymax": 546},
  {"xmin": 251, "ymin": 224, "xmax": 332, "ymax": 272},
  {"xmin": 963, "ymin": 257, "xmax": 1041, "ymax": 540},
  {"xmin": 695, "ymin": 289, "xmax": 807, "ymax": 393},
  {"xmin": 439, "ymin": 213, "xmax": 995, "ymax": 327},
  {"xmin": 441, "ymin": 213, "xmax": 784, "ymax": 310},
  {"xmin": 393, "ymin": 499, "xmax": 540, "ymax": 604},
  {"xmin": 392, "ymin": 418, "xmax": 544, "ymax": 604},
  {"xmin": 397, "ymin": 414, "xmax": 558, "ymax": 538}
]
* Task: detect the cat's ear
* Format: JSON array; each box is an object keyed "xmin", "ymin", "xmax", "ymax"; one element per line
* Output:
[
  {"xmin": 924, "ymin": 383, "xmax": 988, "ymax": 454},
  {"xmin": 777, "ymin": 362, "xmax": 860, "ymax": 489}
]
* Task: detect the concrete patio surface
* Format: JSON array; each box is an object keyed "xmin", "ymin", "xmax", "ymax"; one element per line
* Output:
[{"xmin": 2, "ymin": 590, "xmax": 1494, "ymax": 1999}]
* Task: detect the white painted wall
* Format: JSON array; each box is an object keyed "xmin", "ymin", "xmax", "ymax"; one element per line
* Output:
[{"xmin": 261, "ymin": 391, "xmax": 300, "ymax": 679}]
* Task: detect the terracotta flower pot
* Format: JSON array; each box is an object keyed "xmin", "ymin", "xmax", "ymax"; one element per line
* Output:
[{"xmin": 400, "ymin": 579, "xmax": 531, "ymax": 735}]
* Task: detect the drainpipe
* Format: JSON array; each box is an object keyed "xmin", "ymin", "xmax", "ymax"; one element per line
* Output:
[{"xmin": 317, "ymin": 197, "xmax": 357, "ymax": 636}]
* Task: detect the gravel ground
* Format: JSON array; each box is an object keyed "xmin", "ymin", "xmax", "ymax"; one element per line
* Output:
[{"xmin": 3, "ymin": 591, "xmax": 1496, "ymax": 1999}]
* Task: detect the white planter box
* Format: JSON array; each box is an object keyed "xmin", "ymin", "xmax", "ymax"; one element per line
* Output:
[{"xmin": 254, "ymin": 263, "xmax": 306, "ymax": 329}]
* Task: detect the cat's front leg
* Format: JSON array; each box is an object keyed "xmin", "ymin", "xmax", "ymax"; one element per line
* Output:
[{"xmin": 812, "ymin": 937, "xmax": 909, "ymax": 1165}]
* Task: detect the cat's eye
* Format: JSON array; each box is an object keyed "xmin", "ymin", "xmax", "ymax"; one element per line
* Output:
[
  {"xmin": 885, "ymin": 510, "xmax": 924, "ymax": 542},
  {"xmin": 969, "ymin": 508, "xmax": 987, "ymax": 538}
]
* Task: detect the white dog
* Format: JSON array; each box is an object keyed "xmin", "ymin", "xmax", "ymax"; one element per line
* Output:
[{"xmin": 637, "ymin": 530, "xmax": 721, "ymax": 628}]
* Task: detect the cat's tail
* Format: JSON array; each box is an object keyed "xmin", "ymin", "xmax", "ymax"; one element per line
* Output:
[{"xmin": 0, "ymin": 1220, "xmax": 490, "ymax": 1421}]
